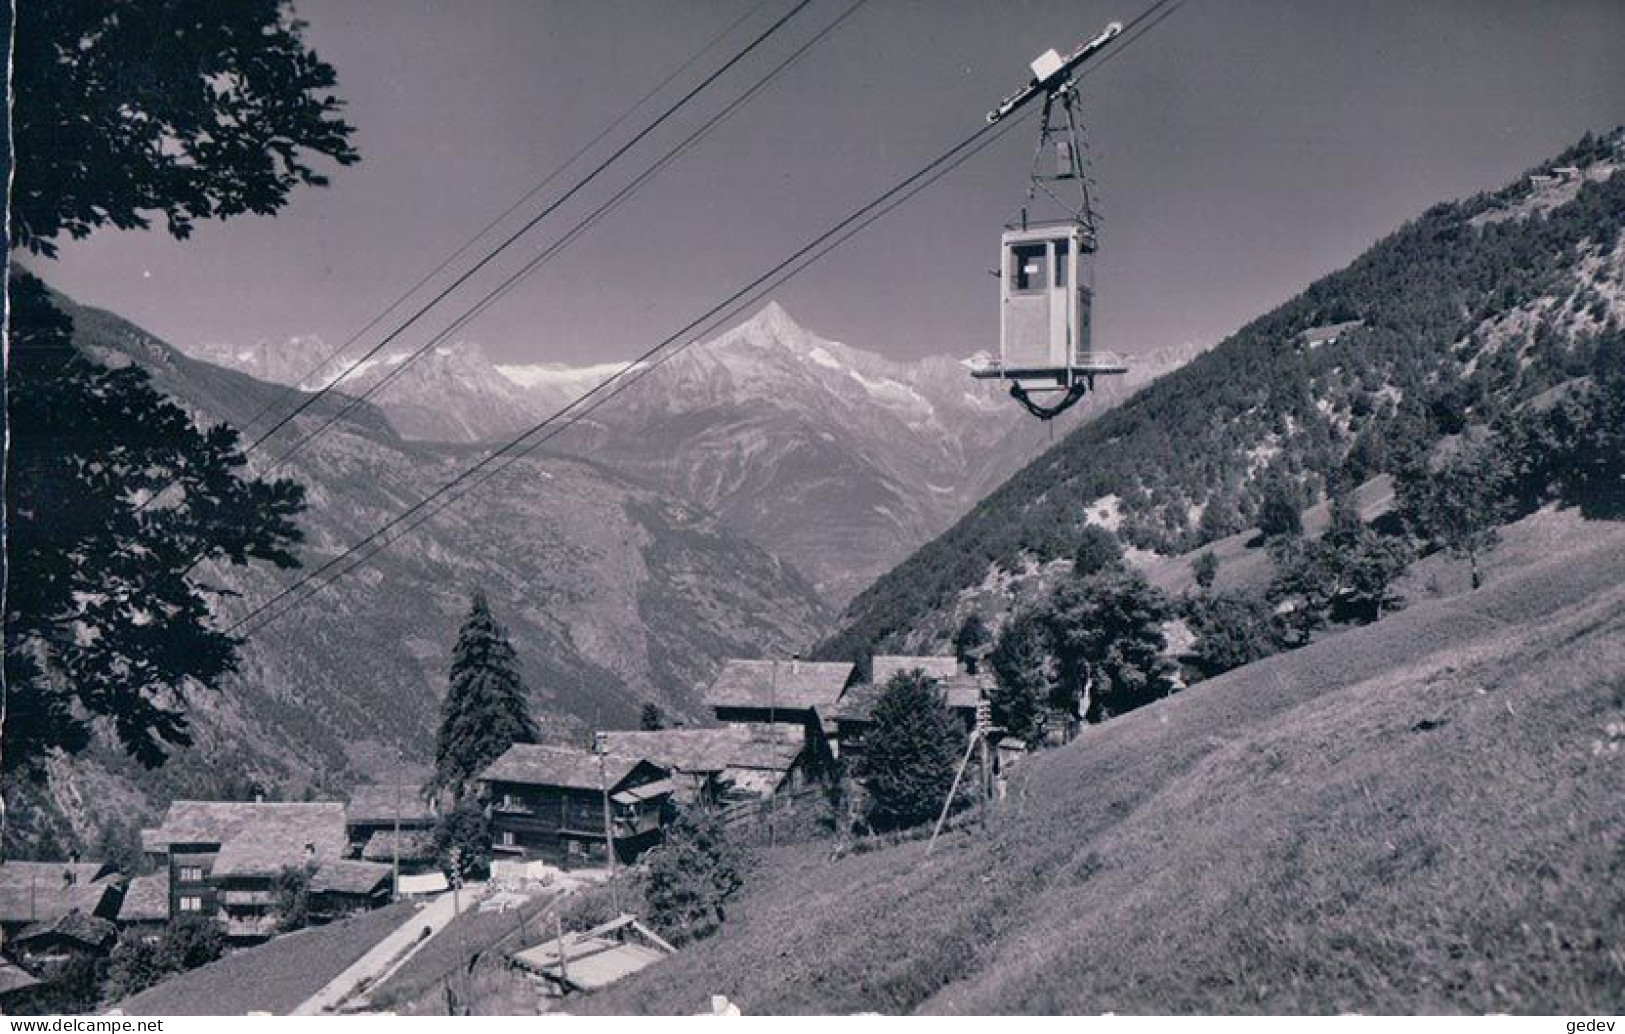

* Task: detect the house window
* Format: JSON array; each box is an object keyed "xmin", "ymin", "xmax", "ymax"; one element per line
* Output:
[
  {"xmin": 178, "ymin": 866, "xmax": 205, "ymax": 883},
  {"xmin": 566, "ymin": 839, "xmax": 586, "ymax": 857},
  {"xmin": 499, "ymin": 830, "xmax": 516, "ymax": 847},
  {"xmin": 179, "ymin": 895, "xmax": 203, "ymax": 913},
  {"xmin": 503, "ymin": 793, "xmax": 520, "ymax": 810},
  {"xmin": 1053, "ymin": 239, "xmax": 1071, "ymax": 288}
]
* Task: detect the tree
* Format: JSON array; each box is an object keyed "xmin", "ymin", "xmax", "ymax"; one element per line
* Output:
[
  {"xmin": 642, "ymin": 807, "xmax": 747, "ymax": 945},
  {"xmin": 987, "ymin": 609, "xmax": 1056, "ymax": 743},
  {"xmin": 273, "ymin": 865, "xmax": 312, "ymax": 933},
  {"xmin": 1191, "ymin": 550, "xmax": 1220, "ymax": 591},
  {"xmin": 640, "ymin": 703, "xmax": 667, "ymax": 732},
  {"xmin": 952, "ymin": 613, "xmax": 990, "ymax": 674},
  {"xmin": 5, "ymin": 0, "xmax": 357, "ymax": 773},
  {"xmin": 1257, "ymin": 478, "xmax": 1304, "ymax": 540},
  {"xmin": 11, "ymin": 0, "xmax": 359, "ymax": 256},
  {"xmin": 1182, "ymin": 591, "xmax": 1279, "ymax": 678},
  {"xmin": 1045, "ymin": 570, "xmax": 1179, "ymax": 723},
  {"xmin": 5, "ymin": 275, "xmax": 307, "ymax": 769},
  {"xmin": 106, "ymin": 915, "xmax": 226, "ymax": 999},
  {"xmin": 1396, "ymin": 440, "xmax": 1512, "ymax": 589},
  {"xmin": 856, "ymin": 672, "xmax": 965, "ymax": 831},
  {"xmin": 429, "ymin": 593, "xmax": 538, "ymax": 802},
  {"xmin": 431, "ymin": 798, "xmax": 492, "ymax": 882},
  {"xmin": 1071, "ymin": 525, "xmax": 1125, "ymax": 578}
]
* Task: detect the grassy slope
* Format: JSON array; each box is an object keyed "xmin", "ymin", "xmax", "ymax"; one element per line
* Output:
[
  {"xmin": 582, "ymin": 509, "xmax": 1625, "ymax": 1014},
  {"xmin": 117, "ymin": 902, "xmax": 416, "ymax": 1015}
]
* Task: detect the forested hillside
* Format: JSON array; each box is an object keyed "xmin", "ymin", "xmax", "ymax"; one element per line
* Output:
[{"xmin": 819, "ymin": 130, "xmax": 1625, "ymax": 661}]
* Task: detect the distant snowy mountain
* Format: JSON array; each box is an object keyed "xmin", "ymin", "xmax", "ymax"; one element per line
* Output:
[{"xmin": 184, "ymin": 303, "xmax": 1205, "ymax": 603}]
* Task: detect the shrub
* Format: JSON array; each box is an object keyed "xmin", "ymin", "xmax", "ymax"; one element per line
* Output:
[{"xmin": 642, "ymin": 808, "xmax": 747, "ymax": 945}]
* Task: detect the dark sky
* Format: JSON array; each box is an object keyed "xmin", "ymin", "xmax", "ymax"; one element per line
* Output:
[{"xmin": 40, "ymin": 0, "xmax": 1625, "ymax": 367}]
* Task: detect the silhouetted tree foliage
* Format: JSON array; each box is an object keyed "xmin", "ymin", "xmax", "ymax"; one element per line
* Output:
[
  {"xmin": 857, "ymin": 672, "xmax": 965, "ymax": 831},
  {"xmin": 4, "ymin": 0, "xmax": 356, "ymax": 772},
  {"xmin": 640, "ymin": 703, "xmax": 667, "ymax": 732},
  {"xmin": 1257, "ymin": 478, "xmax": 1305, "ymax": 540},
  {"xmin": 11, "ymin": 0, "xmax": 359, "ymax": 255},
  {"xmin": 273, "ymin": 865, "xmax": 312, "ymax": 933},
  {"xmin": 4, "ymin": 275, "xmax": 307, "ymax": 769},
  {"xmin": 642, "ymin": 807, "xmax": 747, "ymax": 945},
  {"xmin": 429, "ymin": 593, "xmax": 538, "ymax": 802}
]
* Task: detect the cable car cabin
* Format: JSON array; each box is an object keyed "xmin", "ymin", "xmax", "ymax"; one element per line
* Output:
[{"xmin": 974, "ymin": 221, "xmax": 1125, "ymax": 419}]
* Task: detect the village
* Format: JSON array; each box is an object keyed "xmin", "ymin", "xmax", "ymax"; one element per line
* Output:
[{"xmin": 0, "ymin": 650, "xmax": 1034, "ymax": 1012}]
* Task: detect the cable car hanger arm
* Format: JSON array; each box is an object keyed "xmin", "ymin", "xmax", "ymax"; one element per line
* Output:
[{"xmin": 986, "ymin": 20, "xmax": 1123, "ymax": 124}]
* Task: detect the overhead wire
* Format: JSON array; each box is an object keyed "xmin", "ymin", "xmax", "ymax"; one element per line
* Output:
[
  {"xmin": 138, "ymin": 0, "xmax": 815, "ymax": 527},
  {"xmin": 224, "ymin": 0, "xmax": 1188, "ymax": 638},
  {"xmin": 259, "ymin": 0, "xmax": 872, "ymax": 475},
  {"xmin": 229, "ymin": 0, "xmax": 780, "ymax": 441}
]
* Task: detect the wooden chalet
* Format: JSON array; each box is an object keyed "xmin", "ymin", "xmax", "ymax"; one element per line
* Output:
[
  {"xmin": 140, "ymin": 801, "xmax": 351, "ymax": 941},
  {"xmin": 307, "ymin": 860, "xmax": 394, "ymax": 920},
  {"xmin": 8, "ymin": 911, "xmax": 118, "ymax": 971},
  {"xmin": 114, "ymin": 872, "xmax": 170, "ymax": 940},
  {"xmin": 831, "ymin": 657, "xmax": 989, "ymax": 764},
  {"xmin": 479, "ymin": 745, "xmax": 673, "ymax": 869},
  {"xmin": 344, "ymin": 784, "xmax": 437, "ymax": 859},
  {"xmin": 0, "ymin": 861, "xmax": 122, "ymax": 943},
  {"xmin": 703, "ymin": 659, "xmax": 856, "ymax": 776}
]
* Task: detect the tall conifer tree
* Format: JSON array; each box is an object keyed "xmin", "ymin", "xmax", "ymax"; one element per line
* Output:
[{"xmin": 430, "ymin": 593, "xmax": 538, "ymax": 802}]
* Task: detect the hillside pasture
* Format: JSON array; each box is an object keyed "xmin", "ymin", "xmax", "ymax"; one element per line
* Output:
[{"xmin": 580, "ymin": 510, "xmax": 1625, "ymax": 1014}]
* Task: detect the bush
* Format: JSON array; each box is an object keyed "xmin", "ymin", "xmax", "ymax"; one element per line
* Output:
[
  {"xmin": 642, "ymin": 808, "xmax": 746, "ymax": 945},
  {"xmin": 1182, "ymin": 592, "xmax": 1280, "ymax": 678},
  {"xmin": 1258, "ymin": 479, "xmax": 1304, "ymax": 539},
  {"xmin": 1192, "ymin": 550, "xmax": 1220, "ymax": 591},
  {"xmin": 1071, "ymin": 526, "xmax": 1125, "ymax": 578}
]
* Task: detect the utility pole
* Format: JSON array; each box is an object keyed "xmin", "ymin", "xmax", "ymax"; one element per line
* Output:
[
  {"xmin": 977, "ymin": 697, "xmax": 993, "ymax": 804},
  {"xmin": 768, "ymin": 658, "xmax": 779, "ymax": 847},
  {"xmin": 594, "ymin": 732, "xmax": 616, "ymax": 876},
  {"xmin": 392, "ymin": 748, "xmax": 403, "ymax": 902}
]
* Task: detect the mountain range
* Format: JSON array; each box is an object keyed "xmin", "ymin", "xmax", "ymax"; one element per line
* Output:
[
  {"xmin": 185, "ymin": 303, "xmax": 1206, "ymax": 603},
  {"xmin": 31, "ymin": 289, "xmax": 831, "ymax": 844}
]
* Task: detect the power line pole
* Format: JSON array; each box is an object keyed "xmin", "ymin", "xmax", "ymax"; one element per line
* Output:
[
  {"xmin": 594, "ymin": 732, "xmax": 616, "ymax": 877},
  {"xmin": 392, "ymin": 748, "xmax": 403, "ymax": 902}
]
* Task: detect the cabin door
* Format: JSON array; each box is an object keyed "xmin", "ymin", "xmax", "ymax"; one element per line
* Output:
[{"xmin": 1004, "ymin": 238, "xmax": 1072, "ymax": 370}]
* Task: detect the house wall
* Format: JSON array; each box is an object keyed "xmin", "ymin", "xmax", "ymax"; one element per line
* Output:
[
  {"xmin": 486, "ymin": 781, "xmax": 663, "ymax": 868},
  {"xmin": 166, "ymin": 847, "xmax": 221, "ymax": 920}
]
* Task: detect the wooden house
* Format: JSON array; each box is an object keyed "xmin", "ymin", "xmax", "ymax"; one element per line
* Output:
[
  {"xmin": 140, "ymin": 801, "xmax": 350, "ymax": 941},
  {"xmin": 344, "ymin": 784, "xmax": 436, "ymax": 859},
  {"xmin": 479, "ymin": 745, "xmax": 673, "ymax": 869},
  {"xmin": 307, "ymin": 860, "xmax": 394, "ymax": 920},
  {"xmin": 831, "ymin": 659, "xmax": 989, "ymax": 764},
  {"xmin": 0, "ymin": 861, "xmax": 122, "ymax": 944},
  {"xmin": 113, "ymin": 872, "xmax": 169, "ymax": 941},
  {"xmin": 703, "ymin": 659, "xmax": 856, "ymax": 776},
  {"xmin": 8, "ymin": 911, "xmax": 118, "ymax": 971}
]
